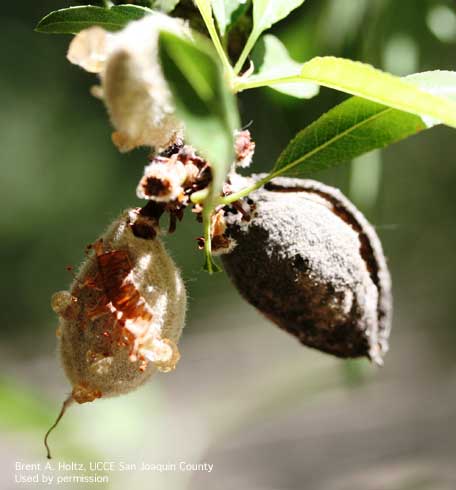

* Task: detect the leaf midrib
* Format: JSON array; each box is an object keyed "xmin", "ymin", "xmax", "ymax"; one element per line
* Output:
[
  {"xmin": 273, "ymin": 106, "xmax": 394, "ymax": 176},
  {"xmin": 39, "ymin": 20, "xmax": 125, "ymax": 29}
]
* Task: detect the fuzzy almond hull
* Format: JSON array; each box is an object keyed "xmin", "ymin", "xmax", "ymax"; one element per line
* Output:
[
  {"xmin": 222, "ymin": 176, "xmax": 392, "ymax": 364},
  {"xmin": 54, "ymin": 209, "xmax": 186, "ymax": 403}
]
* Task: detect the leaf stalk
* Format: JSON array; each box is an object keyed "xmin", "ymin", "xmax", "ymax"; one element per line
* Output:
[
  {"xmin": 233, "ymin": 31, "xmax": 260, "ymax": 75},
  {"xmin": 194, "ymin": 1, "xmax": 234, "ymax": 77}
]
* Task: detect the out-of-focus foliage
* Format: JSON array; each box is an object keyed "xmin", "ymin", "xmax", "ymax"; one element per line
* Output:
[
  {"xmin": 211, "ymin": 0, "xmax": 248, "ymax": 37},
  {"xmin": 159, "ymin": 31, "xmax": 238, "ymax": 199}
]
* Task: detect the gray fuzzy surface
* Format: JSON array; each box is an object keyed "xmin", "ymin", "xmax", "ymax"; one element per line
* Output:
[{"xmin": 222, "ymin": 175, "xmax": 392, "ymax": 363}]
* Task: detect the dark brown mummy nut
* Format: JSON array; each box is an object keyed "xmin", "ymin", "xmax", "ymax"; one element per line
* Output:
[{"xmin": 221, "ymin": 175, "xmax": 392, "ymax": 365}]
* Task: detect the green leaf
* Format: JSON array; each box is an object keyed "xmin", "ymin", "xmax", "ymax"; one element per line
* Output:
[
  {"xmin": 152, "ymin": 0, "xmax": 180, "ymax": 13},
  {"xmin": 405, "ymin": 70, "xmax": 456, "ymax": 126},
  {"xmin": 159, "ymin": 30, "xmax": 239, "ymax": 272},
  {"xmin": 159, "ymin": 30, "xmax": 239, "ymax": 202},
  {"xmin": 234, "ymin": 0, "xmax": 305, "ymax": 72},
  {"xmin": 237, "ymin": 57, "xmax": 456, "ymax": 129},
  {"xmin": 211, "ymin": 0, "xmax": 249, "ymax": 36},
  {"xmin": 249, "ymin": 34, "xmax": 319, "ymax": 99},
  {"xmin": 273, "ymin": 70, "xmax": 456, "ymax": 178},
  {"xmin": 35, "ymin": 5, "xmax": 152, "ymax": 34},
  {"xmin": 252, "ymin": 0, "xmax": 305, "ymax": 35},
  {"xmin": 274, "ymin": 99, "xmax": 424, "ymax": 177},
  {"xmin": 297, "ymin": 58, "xmax": 456, "ymax": 128}
]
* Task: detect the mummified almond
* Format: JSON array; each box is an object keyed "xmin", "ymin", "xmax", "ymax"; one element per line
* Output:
[
  {"xmin": 45, "ymin": 208, "xmax": 186, "ymax": 458},
  {"xmin": 67, "ymin": 14, "xmax": 188, "ymax": 153},
  {"xmin": 221, "ymin": 175, "xmax": 392, "ymax": 365}
]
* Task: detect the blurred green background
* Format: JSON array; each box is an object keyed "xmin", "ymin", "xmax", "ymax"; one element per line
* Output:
[{"xmin": 1, "ymin": 1, "xmax": 456, "ymax": 489}]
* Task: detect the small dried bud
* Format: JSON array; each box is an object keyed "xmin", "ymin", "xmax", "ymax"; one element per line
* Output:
[
  {"xmin": 137, "ymin": 156, "xmax": 188, "ymax": 202},
  {"xmin": 221, "ymin": 175, "xmax": 392, "ymax": 365},
  {"xmin": 67, "ymin": 14, "xmax": 189, "ymax": 152},
  {"xmin": 138, "ymin": 144, "xmax": 210, "ymax": 202},
  {"xmin": 45, "ymin": 209, "xmax": 186, "ymax": 457},
  {"xmin": 234, "ymin": 130, "xmax": 255, "ymax": 168},
  {"xmin": 210, "ymin": 209, "xmax": 237, "ymax": 255},
  {"xmin": 135, "ymin": 143, "xmax": 212, "ymax": 234}
]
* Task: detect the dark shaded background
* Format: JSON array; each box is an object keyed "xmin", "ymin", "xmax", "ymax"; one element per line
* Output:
[{"xmin": 1, "ymin": 1, "xmax": 456, "ymax": 489}]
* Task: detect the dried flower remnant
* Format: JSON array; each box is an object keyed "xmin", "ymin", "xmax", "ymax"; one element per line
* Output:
[
  {"xmin": 134, "ymin": 130, "xmax": 255, "ymax": 239},
  {"xmin": 201, "ymin": 131, "xmax": 256, "ymax": 253},
  {"xmin": 136, "ymin": 142, "xmax": 212, "ymax": 232},
  {"xmin": 45, "ymin": 208, "xmax": 186, "ymax": 458},
  {"xmin": 234, "ymin": 130, "xmax": 255, "ymax": 169},
  {"xmin": 220, "ymin": 175, "xmax": 392, "ymax": 365},
  {"xmin": 137, "ymin": 142, "xmax": 211, "ymax": 202},
  {"xmin": 67, "ymin": 14, "xmax": 189, "ymax": 152}
]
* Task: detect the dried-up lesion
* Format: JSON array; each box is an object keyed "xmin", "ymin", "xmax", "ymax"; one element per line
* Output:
[{"xmin": 52, "ymin": 234, "xmax": 181, "ymax": 377}]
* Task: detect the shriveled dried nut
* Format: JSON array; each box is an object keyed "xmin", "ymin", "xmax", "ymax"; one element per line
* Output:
[
  {"xmin": 67, "ymin": 14, "xmax": 188, "ymax": 152},
  {"xmin": 221, "ymin": 175, "xmax": 392, "ymax": 365}
]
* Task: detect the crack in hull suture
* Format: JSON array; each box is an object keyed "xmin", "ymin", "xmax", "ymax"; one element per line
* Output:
[{"xmin": 222, "ymin": 175, "xmax": 392, "ymax": 364}]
